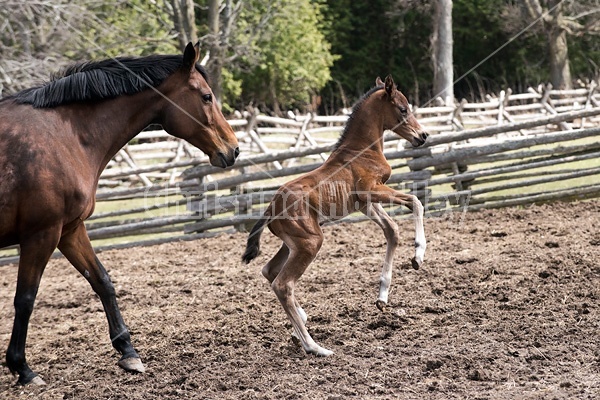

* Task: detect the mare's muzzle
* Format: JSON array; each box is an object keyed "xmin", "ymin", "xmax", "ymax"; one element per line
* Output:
[
  {"xmin": 213, "ymin": 146, "xmax": 240, "ymax": 168},
  {"xmin": 412, "ymin": 131, "xmax": 429, "ymax": 147}
]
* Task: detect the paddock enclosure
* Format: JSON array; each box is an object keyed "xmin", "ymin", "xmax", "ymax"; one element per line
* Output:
[
  {"xmin": 1, "ymin": 199, "xmax": 599, "ymax": 399},
  {"xmin": 1, "ymin": 84, "xmax": 600, "ymax": 265}
]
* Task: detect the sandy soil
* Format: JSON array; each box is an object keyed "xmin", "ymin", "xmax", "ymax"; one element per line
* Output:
[{"xmin": 1, "ymin": 200, "xmax": 599, "ymax": 399}]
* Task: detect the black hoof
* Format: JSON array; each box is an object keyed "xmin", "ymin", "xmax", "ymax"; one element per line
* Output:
[
  {"xmin": 411, "ymin": 257, "xmax": 420, "ymax": 270},
  {"xmin": 375, "ymin": 300, "xmax": 387, "ymax": 312}
]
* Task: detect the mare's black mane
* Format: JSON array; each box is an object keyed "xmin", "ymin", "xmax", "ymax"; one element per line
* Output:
[{"xmin": 3, "ymin": 55, "xmax": 208, "ymax": 108}]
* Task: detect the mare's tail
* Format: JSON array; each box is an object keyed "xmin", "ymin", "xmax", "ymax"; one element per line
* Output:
[{"xmin": 242, "ymin": 210, "xmax": 271, "ymax": 264}]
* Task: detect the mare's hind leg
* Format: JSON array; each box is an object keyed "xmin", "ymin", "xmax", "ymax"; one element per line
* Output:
[
  {"xmin": 261, "ymin": 243, "xmax": 307, "ymax": 325},
  {"xmin": 57, "ymin": 223, "xmax": 144, "ymax": 373},
  {"xmin": 269, "ymin": 221, "xmax": 331, "ymax": 356},
  {"xmin": 362, "ymin": 203, "xmax": 400, "ymax": 311},
  {"xmin": 6, "ymin": 228, "xmax": 61, "ymax": 385}
]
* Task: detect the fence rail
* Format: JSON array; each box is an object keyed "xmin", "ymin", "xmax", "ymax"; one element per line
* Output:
[{"xmin": 1, "ymin": 82, "xmax": 599, "ymax": 265}]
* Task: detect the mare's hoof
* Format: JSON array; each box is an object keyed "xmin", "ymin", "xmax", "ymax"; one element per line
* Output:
[
  {"xmin": 118, "ymin": 357, "xmax": 146, "ymax": 373},
  {"xmin": 26, "ymin": 376, "xmax": 46, "ymax": 386},
  {"xmin": 411, "ymin": 257, "xmax": 421, "ymax": 270},
  {"xmin": 375, "ymin": 300, "xmax": 387, "ymax": 312}
]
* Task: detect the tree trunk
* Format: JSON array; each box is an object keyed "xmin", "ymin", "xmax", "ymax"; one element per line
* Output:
[
  {"xmin": 527, "ymin": 0, "xmax": 573, "ymax": 90},
  {"xmin": 547, "ymin": 26, "xmax": 572, "ymax": 89},
  {"xmin": 170, "ymin": 0, "xmax": 198, "ymax": 50},
  {"xmin": 432, "ymin": 0, "xmax": 454, "ymax": 106},
  {"xmin": 207, "ymin": 0, "xmax": 223, "ymax": 101}
]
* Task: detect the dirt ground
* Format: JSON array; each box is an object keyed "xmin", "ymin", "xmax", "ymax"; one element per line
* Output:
[{"xmin": 1, "ymin": 200, "xmax": 599, "ymax": 399}]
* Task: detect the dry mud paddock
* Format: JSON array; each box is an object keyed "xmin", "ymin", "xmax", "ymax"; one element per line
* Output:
[{"xmin": 1, "ymin": 200, "xmax": 599, "ymax": 399}]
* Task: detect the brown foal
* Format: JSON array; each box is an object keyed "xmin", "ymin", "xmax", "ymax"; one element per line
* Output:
[{"xmin": 243, "ymin": 75, "xmax": 428, "ymax": 356}]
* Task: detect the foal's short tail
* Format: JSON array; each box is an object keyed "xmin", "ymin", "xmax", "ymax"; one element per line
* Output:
[{"xmin": 242, "ymin": 211, "xmax": 271, "ymax": 264}]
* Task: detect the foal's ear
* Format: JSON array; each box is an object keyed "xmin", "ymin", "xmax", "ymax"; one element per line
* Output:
[
  {"xmin": 376, "ymin": 76, "xmax": 384, "ymax": 87},
  {"xmin": 182, "ymin": 42, "xmax": 201, "ymax": 71},
  {"xmin": 384, "ymin": 75, "xmax": 395, "ymax": 96}
]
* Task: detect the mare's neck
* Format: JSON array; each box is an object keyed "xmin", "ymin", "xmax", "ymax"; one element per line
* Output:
[{"xmin": 67, "ymin": 89, "xmax": 163, "ymax": 177}]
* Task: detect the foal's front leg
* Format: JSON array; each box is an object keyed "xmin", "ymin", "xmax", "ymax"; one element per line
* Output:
[
  {"xmin": 362, "ymin": 203, "xmax": 400, "ymax": 311},
  {"xmin": 363, "ymin": 185, "xmax": 427, "ymax": 269}
]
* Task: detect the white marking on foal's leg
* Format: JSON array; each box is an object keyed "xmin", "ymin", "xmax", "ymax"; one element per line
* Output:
[
  {"xmin": 273, "ymin": 276, "xmax": 333, "ymax": 357},
  {"xmin": 297, "ymin": 306, "xmax": 307, "ymax": 324},
  {"xmin": 412, "ymin": 197, "xmax": 426, "ymax": 269},
  {"xmin": 365, "ymin": 203, "xmax": 399, "ymax": 311},
  {"xmin": 291, "ymin": 306, "xmax": 308, "ymax": 341}
]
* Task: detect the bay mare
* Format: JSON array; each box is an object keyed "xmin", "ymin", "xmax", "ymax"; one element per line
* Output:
[
  {"xmin": 0, "ymin": 43, "xmax": 238, "ymax": 385},
  {"xmin": 243, "ymin": 76, "xmax": 428, "ymax": 357}
]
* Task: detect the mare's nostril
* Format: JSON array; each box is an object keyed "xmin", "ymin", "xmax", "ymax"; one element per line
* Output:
[{"xmin": 234, "ymin": 147, "xmax": 240, "ymax": 158}]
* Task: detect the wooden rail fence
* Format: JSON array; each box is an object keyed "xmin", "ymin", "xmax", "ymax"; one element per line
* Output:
[{"xmin": 1, "ymin": 82, "xmax": 599, "ymax": 264}]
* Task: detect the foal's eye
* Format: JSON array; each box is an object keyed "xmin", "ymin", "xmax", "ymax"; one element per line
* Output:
[
  {"xmin": 399, "ymin": 106, "xmax": 408, "ymax": 115},
  {"xmin": 202, "ymin": 93, "xmax": 213, "ymax": 103}
]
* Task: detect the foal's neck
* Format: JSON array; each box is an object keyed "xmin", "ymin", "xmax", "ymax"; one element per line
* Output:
[{"xmin": 334, "ymin": 103, "xmax": 385, "ymax": 156}]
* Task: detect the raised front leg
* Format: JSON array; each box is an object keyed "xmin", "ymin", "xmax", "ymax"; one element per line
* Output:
[
  {"xmin": 6, "ymin": 228, "xmax": 62, "ymax": 385},
  {"xmin": 362, "ymin": 203, "xmax": 401, "ymax": 311},
  {"xmin": 58, "ymin": 223, "xmax": 144, "ymax": 373},
  {"xmin": 360, "ymin": 185, "xmax": 426, "ymax": 269}
]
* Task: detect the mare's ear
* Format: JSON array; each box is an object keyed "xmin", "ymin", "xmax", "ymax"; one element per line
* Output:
[
  {"xmin": 384, "ymin": 75, "xmax": 395, "ymax": 96},
  {"xmin": 182, "ymin": 42, "xmax": 201, "ymax": 71},
  {"xmin": 376, "ymin": 76, "xmax": 384, "ymax": 87}
]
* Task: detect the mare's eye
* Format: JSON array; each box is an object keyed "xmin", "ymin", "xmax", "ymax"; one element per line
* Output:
[
  {"xmin": 399, "ymin": 106, "xmax": 408, "ymax": 115},
  {"xmin": 202, "ymin": 93, "xmax": 212, "ymax": 103}
]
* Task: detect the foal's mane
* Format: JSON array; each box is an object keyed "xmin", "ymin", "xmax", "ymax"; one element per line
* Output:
[
  {"xmin": 333, "ymin": 84, "xmax": 384, "ymax": 150},
  {"xmin": 6, "ymin": 55, "xmax": 208, "ymax": 109}
]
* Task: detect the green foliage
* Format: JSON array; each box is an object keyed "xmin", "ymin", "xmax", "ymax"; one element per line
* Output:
[
  {"xmin": 74, "ymin": 0, "xmax": 177, "ymax": 60},
  {"xmin": 232, "ymin": 0, "xmax": 336, "ymax": 112},
  {"xmin": 321, "ymin": 0, "xmax": 433, "ymax": 110},
  {"xmin": 2, "ymin": 0, "xmax": 599, "ymax": 111},
  {"xmin": 452, "ymin": 0, "xmax": 549, "ymax": 96}
]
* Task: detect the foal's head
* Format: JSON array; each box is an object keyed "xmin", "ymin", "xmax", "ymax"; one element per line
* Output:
[
  {"xmin": 376, "ymin": 75, "xmax": 428, "ymax": 147},
  {"xmin": 159, "ymin": 43, "xmax": 239, "ymax": 168}
]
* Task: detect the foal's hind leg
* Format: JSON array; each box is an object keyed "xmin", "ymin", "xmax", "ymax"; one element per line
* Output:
[
  {"xmin": 58, "ymin": 223, "xmax": 144, "ymax": 373},
  {"xmin": 6, "ymin": 228, "xmax": 61, "ymax": 385},
  {"xmin": 362, "ymin": 203, "xmax": 400, "ymax": 312},
  {"xmin": 270, "ymin": 227, "xmax": 331, "ymax": 356},
  {"xmin": 261, "ymin": 243, "xmax": 307, "ymax": 325}
]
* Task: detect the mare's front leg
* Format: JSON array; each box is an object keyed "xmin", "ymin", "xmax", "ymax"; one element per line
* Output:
[
  {"xmin": 362, "ymin": 203, "xmax": 400, "ymax": 311},
  {"xmin": 57, "ymin": 223, "xmax": 144, "ymax": 373},
  {"xmin": 6, "ymin": 227, "xmax": 62, "ymax": 385},
  {"xmin": 362, "ymin": 185, "xmax": 426, "ymax": 269}
]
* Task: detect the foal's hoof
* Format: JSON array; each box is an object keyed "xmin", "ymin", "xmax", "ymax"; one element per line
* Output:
[
  {"xmin": 375, "ymin": 300, "xmax": 387, "ymax": 312},
  {"xmin": 118, "ymin": 357, "xmax": 146, "ymax": 373},
  {"xmin": 307, "ymin": 346, "xmax": 334, "ymax": 357},
  {"xmin": 411, "ymin": 257, "xmax": 421, "ymax": 270}
]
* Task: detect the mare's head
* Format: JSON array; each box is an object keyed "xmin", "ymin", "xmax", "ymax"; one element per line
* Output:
[
  {"xmin": 376, "ymin": 75, "xmax": 428, "ymax": 147},
  {"xmin": 159, "ymin": 43, "xmax": 239, "ymax": 167}
]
